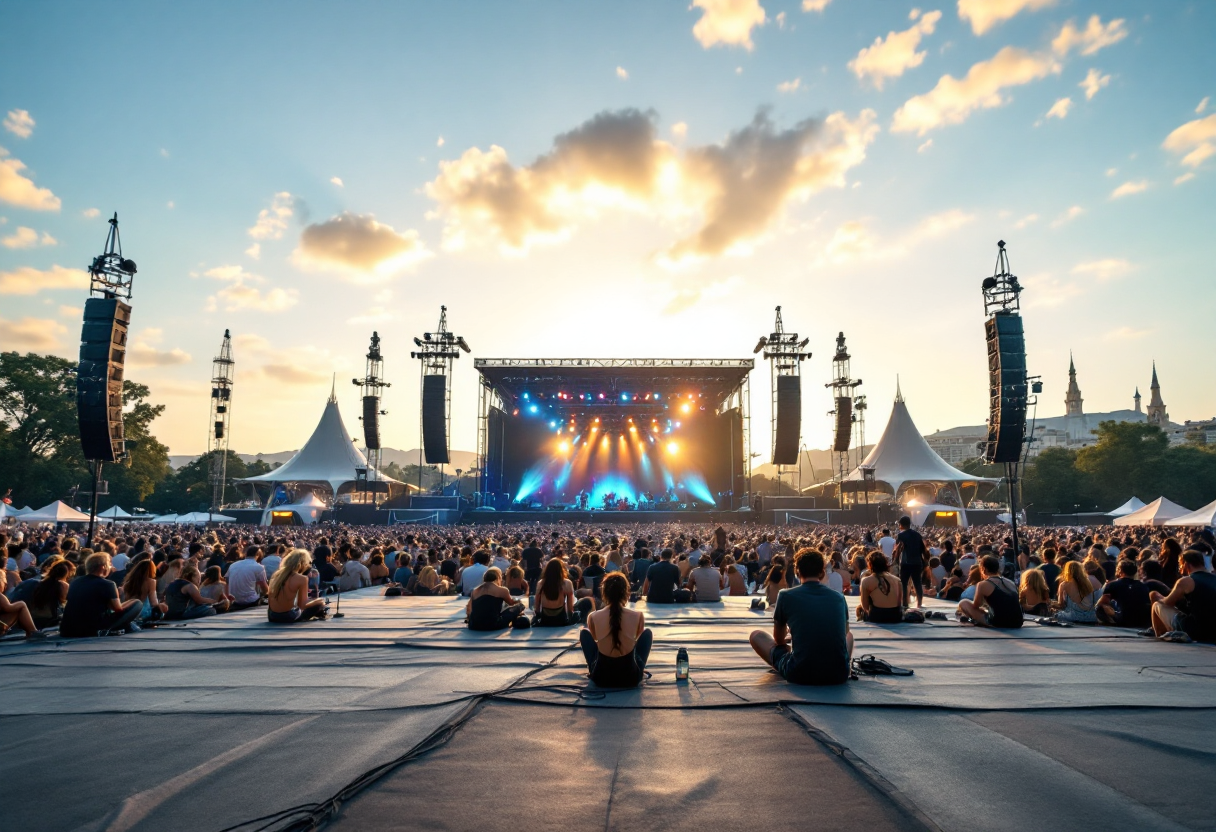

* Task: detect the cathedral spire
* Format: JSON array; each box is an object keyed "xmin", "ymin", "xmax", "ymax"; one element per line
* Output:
[
  {"xmin": 1146, "ymin": 362, "xmax": 1168, "ymax": 426},
  {"xmin": 1134, "ymin": 387, "xmax": 1142, "ymax": 413}
]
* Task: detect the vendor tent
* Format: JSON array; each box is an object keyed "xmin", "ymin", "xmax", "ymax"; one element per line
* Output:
[
  {"xmin": 150, "ymin": 513, "xmax": 179, "ymax": 524},
  {"xmin": 1113, "ymin": 497, "xmax": 1191, "ymax": 526},
  {"xmin": 1108, "ymin": 497, "xmax": 1147, "ymax": 517},
  {"xmin": 98, "ymin": 506, "xmax": 134, "ymax": 519},
  {"xmin": 0, "ymin": 503, "xmax": 28, "ymax": 520},
  {"xmin": 238, "ymin": 387, "xmax": 402, "ymax": 500},
  {"xmin": 175, "ymin": 511, "xmax": 237, "ymax": 524},
  {"xmin": 22, "ymin": 501, "xmax": 92, "ymax": 523},
  {"xmin": 1164, "ymin": 499, "xmax": 1216, "ymax": 528}
]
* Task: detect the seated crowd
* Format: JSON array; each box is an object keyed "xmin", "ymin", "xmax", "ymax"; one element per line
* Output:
[{"xmin": 3, "ymin": 520, "xmax": 1214, "ymax": 683}]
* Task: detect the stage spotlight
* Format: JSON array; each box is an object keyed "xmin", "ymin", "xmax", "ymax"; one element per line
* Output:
[
  {"xmin": 680, "ymin": 403, "xmax": 691, "ymax": 414},
  {"xmin": 599, "ymin": 393, "xmax": 605, "ymax": 400},
  {"xmin": 666, "ymin": 442, "xmax": 679, "ymax": 455},
  {"xmin": 653, "ymin": 392, "xmax": 660, "ymax": 399},
  {"xmin": 529, "ymin": 405, "xmax": 539, "ymax": 414},
  {"xmin": 629, "ymin": 426, "xmax": 637, "ymax": 433},
  {"xmin": 558, "ymin": 441, "xmax": 569, "ymax": 452},
  {"xmin": 413, "ymin": 337, "xmax": 423, "ymax": 347},
  {"xmin": 621, "ymin": 393, "xmax": 629, "ymax": 401},
  {"xmin": 753, "ymin": 336, "xmax": 768, "ymax": 354},
  {"xmin": 523, "ymin": 393, "xmax": 530, "ymax": 400},
  {"xmin": 595, "ymin": 417, "xmax": 600, "ymax": 423}
]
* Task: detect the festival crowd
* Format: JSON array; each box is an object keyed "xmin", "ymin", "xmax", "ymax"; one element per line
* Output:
[{"xmin": 3, "ymin": 519, "xmax": 1214, "ymax": 688}]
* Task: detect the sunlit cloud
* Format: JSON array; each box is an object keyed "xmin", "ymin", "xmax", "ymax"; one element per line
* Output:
[
  {"xmin": 426, "ymin": 107, "xmax": 877, "ymax": 262},
  {"xmin": 820, "ymin": 208, "xmax": 974, "ymax": 264},
  {"xmin": 1197, "ymin": 97, "xmax": 1210, "ymax": 115},
  {"xmin": 1044, "ymin": 97, "xmax": 1072, "ymax": 120},
  {"xmin": 661, "ymin": 275, "xmax": 743, "ymax": 315},
  {"xmin": 1050, "ymin": 205, "xmax": 1084, "ymax": 227},
  {"xmin": 1, "ymin": 226, "xmax": 56, "ymax": 248},
  {"xmin": 330, "ymin": 176, "xmax": 344, "ymax": 187},
  {"xmin": 1079, "ymin": 68, "xmax": 1110, "ymax": 100},
  {"xmin": 0, "ymin": 146, "xmax": 61, "ymax": 210},
  {"xmin": 957, "ymin": 0, "xmax": 1054, "ymax": 36},
  {"xmin": 0, "ymin": 264, "xmax": 88, "ymax": 295},
  {"xmin": 1110, "ymin": 180, "xmax": 1149, "ymax": 199},
  {"xmin": 82, "ymin": 207, "xmax": 100, "ymax": 218},
  {"xmin": 917, "ymin": 139, "xmax": 933, "ymax": 153},
  {"xmin": 247, "ymin": 191, "xmax": 294, "ymax": 240},
  {"xmin": 1104, "ymin": 326, "xmax": 1150, "ymax": 341},
  {"xmin": 690, "ymin": 0, "xmax": 767, "ymax": 51},
  {"xmin": 848, "ymin": 9, "xmax": 942, "ymax": 90},
  {"xmin": 207, "ymin": 282, "xmax": 299, "ymax": 313},
  {"xmin": 616, "ymin": 66, "xmax": 629, "ymax": 80},
  {"xmin": 294, "ymin": 212, "xmax": 430, "ymax": 282},
  {"xmin": 802, "ymin": 0, "xmax": 830, "ymax": 11},
  {"xmin": 671, "ymin": 122, "xmax": 688, "ymax": 140},
  {"xmin": 1013, "ymin": 213, "xmax": 1038, "ymax": 228},
  {"xmin": 1020, "ymin": 272, "xmax": 1082, "ymax": 308},
  {"xmin": 1, "ymin": 316, "xmax": 66, "ymax": 351},
  {"xmin": 1071, "ymin": 257, "xmax": 1132, "ymax": 280},
  {"xmin": 58, "ymin": 304, "xmax": 81, "ymax": 318},
  {"xmin": 1162, "ymin": 113, "xmax": 1216, "ymax": 169},
  {"xmin": 1174, "ymin": 172, "xmax": 1195, "ymax": 186},
  {"xmin": 127, "ymin": 327, "xmax": 193, "ymax": 367},
  {"xmin": 1051, "ymin": 15, "xmax": 1128, "ymax": 57},
  {"xmin": 777, "ymin": 77, "xmax": 801, "ymax": 93},
  {"xmin": 3, "ymin": 109, "xmax": 35, "ymax": 139}
]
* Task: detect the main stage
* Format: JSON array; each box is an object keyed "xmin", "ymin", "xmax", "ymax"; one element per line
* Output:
[{"xmin": 4, "ymin": 592, "xmax": 1214, "ymax": 831}]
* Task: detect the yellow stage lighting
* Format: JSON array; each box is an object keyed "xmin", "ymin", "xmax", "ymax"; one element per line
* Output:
[{"xmin": 666, "ymin": 441, "xmax": 678, "ymax": 455}]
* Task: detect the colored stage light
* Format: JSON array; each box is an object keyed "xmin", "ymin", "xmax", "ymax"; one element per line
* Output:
[
  {"xmin": 680, "ymin": 403, "xmax": 691, "ymax": 414},
  {"xmin": 654, "ymin": 392, "xmax": 660, "ymax": 399},
  {"xmin": 629, "ymin": 426, "xmax": 637, "ymax": 433},
  {"xmin": 529, "ymin": 405, "xmax": 539, "ymax": 414},
  {"xmin": 621, "ymin": 393, "xmax": 629, "ymax": 401},
  {"xmin": 666, "ymin": 442, "xmax": 679, "ymax": 455},
  {"xmin": 599, "ymin": 393, "xmax": 605, "ymax": 400},
  {"xmin": 558, "ymin": 441, "xmax": 569, "ymax": 452},
  {"xmin": 523, "ymin": 393, "xmax": 530, "ymax": 400}
]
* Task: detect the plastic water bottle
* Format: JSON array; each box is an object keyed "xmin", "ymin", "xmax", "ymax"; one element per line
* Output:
[{"xmin": 676, "ymin": 647, "xmax": 689, "ymax": 682}]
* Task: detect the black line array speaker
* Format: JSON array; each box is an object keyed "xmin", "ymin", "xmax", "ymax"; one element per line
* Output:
[
  {"xmin": 772, "ymin": 374, "xmax": 801, "ymax": 465},
  {"xmin": 984, "ymin": 312, "xmax": 1027, "ymax": 464},
  {"xmin": 362, "ymin": 395, "xmax": 381, "ymax": 450},
  {"xmin": 77, "ymin": 297, "xmax": 130, "ymax": 462},
  {"xmin": 832, "ymin": 396, "xmax": 853, "ymax": 453},
  {"xmin": 421, "ymin": 374, "xmax": 449, "ymax": 465}
]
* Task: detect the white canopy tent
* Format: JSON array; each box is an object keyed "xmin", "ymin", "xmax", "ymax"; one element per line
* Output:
[
  {"xmin": 175, "ymin": 511, "xmax": 237, "ymax": 524},
  {"xmin": 151, "ymin": 513, "xmax": 179, "ymax": 524},
  {"xmin": 1164, "ymin": 499, "xmax": 1216, "ymax": 528},
  {"xmin": 1113, "ymin": 497, "xmax": 1192, "ymax": 526},
  {"xmin": 97, "ymin": 506, "xmax": 134, "ymax": 519},
  {"xmin": 812, "ymin": 384, "xmax": 1000, "ymax": 506},
  {"xmin": 22, "ymin": 501, "xmax": 92, "ymax": 523},
  {"xmin": 238, "ymin": 389, "xmax": 402, "ymax": 502},
  {"xmin": 1108, "ymin": 497, "xmax": 1147, "ymax": 517},
  {"xmin": 261, "ymin": 493, "xmax": 327, "ymax": 526},
  {"xmin": 0, "ymin": 503, "xmax": 30, "ymax": 520}
]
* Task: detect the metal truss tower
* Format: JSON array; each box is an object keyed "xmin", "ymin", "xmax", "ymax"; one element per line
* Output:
[{"xmin": 208, "ymin": 329, "xmax": 234, "ymax": 514}]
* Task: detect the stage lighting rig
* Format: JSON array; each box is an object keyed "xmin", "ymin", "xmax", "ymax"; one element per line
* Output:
[{"xmin": 353, "ymin": 331, "xmax": 390, "ymax": 507}]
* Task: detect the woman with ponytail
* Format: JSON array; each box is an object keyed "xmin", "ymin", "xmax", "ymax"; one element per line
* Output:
[{"xmin": 579, "ymin": 572, "xmax": 652, "ymax": 688}]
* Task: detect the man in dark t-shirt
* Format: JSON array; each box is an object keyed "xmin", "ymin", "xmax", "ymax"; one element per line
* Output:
[
  {"xmin": 59, "ymin": 553, "xmax": 143, "ymax": 637},
  {"xmin": 641, "ymin": 549, "xmax": 690, "ymax": 603},
  {"xmin": 1097, "ymin": 560, "xmax": 1151, "ymax": 628},
  {"xmin": 1039, "ymin": 550, "xmax": 1062, "ymax": 596},
  {"xmin": 892, "ymin": 516, "xmax": 927, "ymax": 608},
  {"xmin": 520, "ymin": 541, "xmax": 544, "ymax": 585},
  {"xmin": 629, "ymin": 548, "xmax": 653, "ymax": 589},
  {"xmin": 750, "ymin": 549, "xmax": 851, "ymax": 685}
]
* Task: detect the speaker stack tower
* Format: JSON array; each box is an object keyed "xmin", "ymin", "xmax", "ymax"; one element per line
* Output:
[
  {"xmin": 825, "ymin": 331, "xmax": 864, "ymax": 508},
  {"xmin": 411, "ymin": 306, "xmax": 471, "ymax": 495},
  {"xmin": 755, "ymin": 307, "xmax": 811, "ymax": 500},
  {"xmin": 76, "ymin": 214, "xmax": 138, "ymax": 543},
  {"xmin": 353, "ymin": 331, "xmax": 389, "ymax": 507}
]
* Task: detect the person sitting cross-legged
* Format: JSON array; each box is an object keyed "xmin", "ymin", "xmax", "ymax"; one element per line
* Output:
[
  {"xmin": 164, "ymin": 563, "xmax": 227, "ymax": 620},
  {"xmin": 1150, "ymin": 549, "xmax": 1216, "ymax": 642},
  {"xmin": 856, "ymin": 550, "xmax": 904, "ymax": 623},
  {"xmin": 641, "ymin": 548, "xmax": 691, "ymax": 604},
  {"xmin": 59, "ymin": 552, "xmax": 143, "ymax": 637},
  {"xmin": 534, "ymin": 558, "xmax": 593, "ymax": 627},
  {"xmin": 267, "ymin": 550, "xmax": 328, "ymax": 624},
  {"xmin": 0, "ymin": 569, "xmax": 49, "ymax": 639},
  {"xmin": 957, "ymin": 555, "xmax": 1023, "ymax": 628},
  {"xmin": 580, "ymin": 572, "xmax": 652, "ymax": 688},
  {"xmin": 1096, "ymin": 559, "xmax": 1152, "ymax": 629},
  {"xmin": 466, "ymin": 568, "xmax": 526, "ymax": 631},
  {"xmin": 750, "ymin": 549, "xmax": 853, "ymax": 686}
]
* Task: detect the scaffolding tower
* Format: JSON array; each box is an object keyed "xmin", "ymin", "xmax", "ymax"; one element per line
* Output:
[
  {"xmin": 208, "ymin": 330, "xmax": 234, "ymax": 514},
  {"xmin": 352, "ymin": 331, "xmax": 390, "ymax": 507}
]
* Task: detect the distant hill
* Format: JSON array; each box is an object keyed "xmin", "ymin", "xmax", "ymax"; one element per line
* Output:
[{"xmin": 168, "ymin": 447, "xmax": 479, "ymax": 472}]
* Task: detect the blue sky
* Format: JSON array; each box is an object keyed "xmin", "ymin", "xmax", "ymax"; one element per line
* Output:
[{"xmin": 2, "ymin": 0, "xmax": 1214, "ymax": 457}]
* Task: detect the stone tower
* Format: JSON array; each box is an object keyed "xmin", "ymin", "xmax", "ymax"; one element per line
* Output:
[
  {"xmin": 1134, "ymin": 387, "xmax": 1142, "ymax": 413},
  {"xmin": 1064, "ymin": 353, "xmax": 1088, "ymax": 441},
  {"xmin": 1147, "ymin": 362, "xmax": 1169, "ymax": 427}
]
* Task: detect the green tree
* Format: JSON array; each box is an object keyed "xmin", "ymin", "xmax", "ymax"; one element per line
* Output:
[
  {"xmin": 1021, "ymin": 447, "xmax": 1091, "ymax": 513},
  {"xmin": 146, "ymin": 450, "xmax": 261, "ymax": 513},
  {"xmin": 1074, "ymin": 421, "xmax": 1168, "ymax": 509},
  {"xmin": 0, "ymin": 352, "xmax": 88, "ymax": 505}
]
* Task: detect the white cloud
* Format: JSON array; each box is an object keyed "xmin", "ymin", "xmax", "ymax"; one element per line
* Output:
[
  {"xmin": 820, "ymin": 208, "xmax": 974, "ymax": 264},
  {"xmin": 245, "ymin": 242, "xmax": 261, "ymax": 259},
  {"xmin": 917, "ymin": 139, "xmax": 933, "ymax": 153},
  {"xmin": 848, "ymin": 10, "xmax": 942, "ymax": 90},
  {"xmin": 166, "ymin": 200, "xmax": 174, "ymax": 209},
  {"xmin": 691, "ymin": 0, "xmax": 767, "ymax": 51},
  {"xmin": 662, "ymin": 275, "xmax": 743, "ymax": 315},
  {"xmin": 1079, "ymin": 68, "xmax": 1110, "ymax": 100},
  {"xmin": 892, "ymin": 46, "xmax": 1060, "ymax": 135},
  {"xmin": 616, "ymin": 66, "xmax": 629, "ymax": 80},
  {"xmin": 437, "ymin": 136, "xmax": 445, "ymax": 147},
  {"xmin": 957, "ymin": 0, "xmax": 1054, "ymax": 36},
  {"xmin": 775, "ymin": 11, "xmax": 786, "ymax": 28},
  {"xmin": 777, "ymin": 77, "xmax": 801, "ymax": 93},
  {"xmin": 1, "ymin": 226, "xmax": 56, "ymax": 248},
  {"xmin": 1, "ymin": 316, "xmax": 66, "ymax": 350},
  {"xmin": 159, "ymin": 148, "xmax": 170, "ymax": 158},
  {"xmin": 208, "ymin": 282, "xmax": 299, "ymax": 313},
  {"xmin": 82, "ymin": 207, "xmax": 100, "ymax": 218},
  {"xmin": 247, "ymin": 192, "xmax": 294, "ymax": 240},
  {"xmin": 1110, "ymin": 180, "xmax": 1149, "ymax": 199},
  {"xmin": 1174, "ymin": 172, "xmax": 1195, "ymax": 185},
  {"xmin": 671, "ymin": 122, "xmax": 689, "ymax": 140},
  {"xmin": 1103, "ymin": 326, "xmax": 1150, "ymax": 341},
  {"xmin": 202, "ymin": 264, "xmax": 262, "ymax": 282},
  {"xmin": 1051, "ymin": 15, "xmax": 1128, "ymax": 57},
  {"xmin": 1050, "ymin": 205, "xmax": 1084, "ymax": 227},
  {"xmin": 1020, "ymin": 272, "xmax": 1082, "ymax": 308},
  {"xmin": 0, "ymin": 264, "xmax": 89, "ymax": 295},
  {"xmin": 3, "ymin": 109, "xmax": 35, "ymax": 139},
  {"xmin": 1045, "ymin": 97, "xmax": 1072, "ymax": 120},
  {"xmin": 0, "ymin": 146, "xmax": 61, "ymax": 211},
  {"xmin": 330, "ymin": 176, "xmax": 344, "ymax": 187},
  {"xmin": 1071, "ymin": 257, "xmax": 1132, "ymax": 280},
  {"xmin": 294, "ymin": 212, "xmax": 430, "ymax": 281},
  {"xmin": 1105, "ymin": 167, "xmax": 1117, "ymax": 177},
  {"xmin": 127, "ymin": 334, "xmax": 192, "ymax": 367},
  {"xmin": 1014, "ymin": 213, "xmax": 1038, "ymax": 228},
  {"xmin": 1162, "ymin": 113, "xmax": 1216, "ymax": 169},
  {"xmin": 802, "ymin": 0, "xmax": 830, "ymax": 11},
  {"xmin": 58, "ymin": 304, "xmax": 81, "ymax": 318},
  {"xmin": 424, "ymin": 107, "xmax": 878, "ymax": 261},
  {"xmin": 1197, "ymin": 97, "xmax": 1210, "ymax": 115}
]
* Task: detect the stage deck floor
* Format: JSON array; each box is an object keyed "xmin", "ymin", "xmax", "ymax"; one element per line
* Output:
[{"xmin": 3, "ymin": 591, "xmax": 1215, "ymax": 832}]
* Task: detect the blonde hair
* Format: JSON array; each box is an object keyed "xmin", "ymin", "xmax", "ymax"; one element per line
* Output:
[
  {"xmin": 269, "ymin": 549, "xmax": 312, "ymax": 598},
  {"xmin": 180, "ymin": 562, "xmax": 201, "ymax": 583},
  {"xmin": 1019, "ymin": 568, "xmax": 1049, "ymax": 602},
  {"xmin": 85, "ymin": 552, "xmax": 111, "ymax": 575},
  {"xmin": 1061, "ymin": 560, "xmax": 1092, "ymax": 598}
]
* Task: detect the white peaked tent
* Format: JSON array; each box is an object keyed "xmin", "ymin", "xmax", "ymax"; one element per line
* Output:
[
  {"xmin": 22, "ymin": 501, "xmax": 92, "ymax": 523},
  {"xmin": 175, "ymin": 511, "xmax": 237, "ymax": 524},
  {"xmin": 238, "ymin": 388, "xmax": 402, "ymax": 499},
  {"xmin": 1165, "ymin": 499, "xmax": 1216, "ymax": 528},
  {"xmin": 1108, "ymin": 497, "xmax": 1147, "ymax": 517},
  {"xmin": 832, "ymin": 384, "xmax": 1001, "ymax": 503},
  {"xmin": 98, "ymin": 506, "xmax": 134, "ymax": 519},
  {"xmin": 1113, "ymin": 497, "xmax": 1192, "ymax": 526},
  {"xmin": 0, "ymin": 503, "xmax": 27, "ymax": 519},
  {"xmin": 151, "ymin": 513, "xmax": 179, "ymax": 524}
]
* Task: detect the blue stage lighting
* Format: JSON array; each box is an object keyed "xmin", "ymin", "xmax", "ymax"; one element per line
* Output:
[
  {"xmin": 620, "ymin": 393, "xmax": 629, "ymax": 401},
  {"xmin": 529, "ymin": 404, "xmax": 539, "ymax": 414},
  {"xmin": 523, "ymin": 393, "xmax": 530, "ymax": 400}
]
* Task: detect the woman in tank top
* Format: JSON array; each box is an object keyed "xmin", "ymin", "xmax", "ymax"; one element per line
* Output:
[{"xmin": 579, "ymin": 573, "xmax": 651, "ymax": 688}]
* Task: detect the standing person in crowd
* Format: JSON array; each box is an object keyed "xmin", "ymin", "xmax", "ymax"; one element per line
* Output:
[
  {"xmin": 59, "ymin": 553, "xmax": 143, "ymax": 637},
  {"xmin": 750, "ymin": 550, "xmax": 853, "ymax": 686},
  {"xmin": 891, "ymin": 516, "xmax": 927, "ymax": 609},
  {"xmin": 580, "ymin": 573, "xmax": 652, "ymax": 688},
  {"xmin": 267, "ymin": 550, "xmax": 328, "ymax": 624}
]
